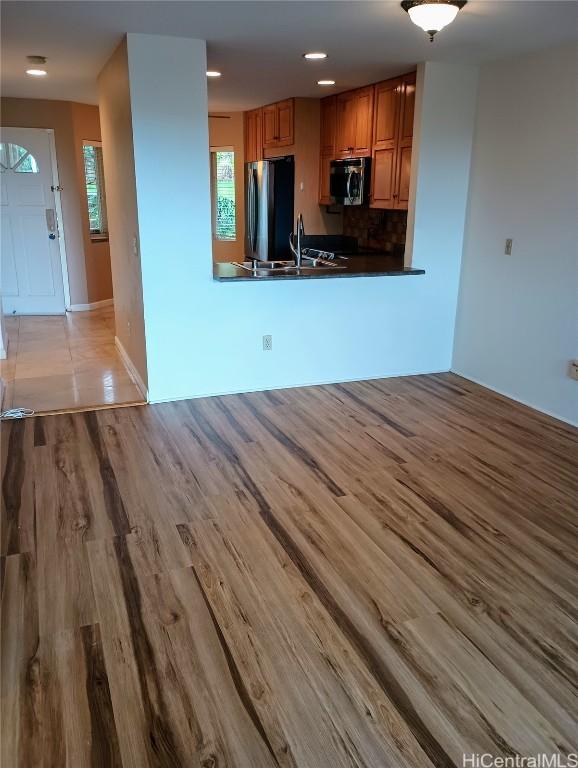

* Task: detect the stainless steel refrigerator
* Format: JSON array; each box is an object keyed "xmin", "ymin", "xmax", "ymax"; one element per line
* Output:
[{"xmin": 245, "ymin": 155, "xmax": 294, "ymax": 261}]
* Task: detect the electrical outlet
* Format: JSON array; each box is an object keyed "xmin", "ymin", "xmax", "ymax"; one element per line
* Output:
[
  {"xmin": 569, "ymin": 360, "xmax": 578, "ymax": 381},
  {"xmin": 262, "ymin": 334, "xmax": 272, "ymax": 351},
  {"xmin": 504, "ymin": 238, "xmax": 513, "ymax": 256}
]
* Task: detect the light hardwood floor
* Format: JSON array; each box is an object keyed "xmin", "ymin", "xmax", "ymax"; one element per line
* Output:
[
  {"xmin": 1, "ymin": 373, "xmax": 577, "ymax": 767},
  {"xmin": 0, "ymin": 306, "xmax": 144, "ymax": 415}
]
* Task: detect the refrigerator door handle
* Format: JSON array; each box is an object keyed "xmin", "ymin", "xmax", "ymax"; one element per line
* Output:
[
  {"xmin": 251, "ymin": 169, "xmax": 258, "ymax": 252},
  {"xmin": 247, "ymin": 169, "xmax": 254, "ymax": 252}
]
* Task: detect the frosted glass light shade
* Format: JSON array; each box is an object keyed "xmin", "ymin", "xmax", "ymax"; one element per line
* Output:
[{"xmin": 407, "ymin": 2, "xmax": 460, "ymax": 33}]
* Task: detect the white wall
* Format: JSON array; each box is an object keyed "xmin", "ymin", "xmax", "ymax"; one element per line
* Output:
[
  {"xmin": 123, "ymin": 37, "xmax": 478, "ymax": 403},
  {"xmin": 98, "ymin": 39, "xmax": 148, "ymax": 390},
  {"xmin": 453, "ymin": 42, "xmax": 578, "ymax": 426}
]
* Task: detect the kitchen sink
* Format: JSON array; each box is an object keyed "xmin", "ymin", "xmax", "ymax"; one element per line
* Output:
[{"xmin": 232, "ymin": 253, "xmax": 347, "ymax": 276}]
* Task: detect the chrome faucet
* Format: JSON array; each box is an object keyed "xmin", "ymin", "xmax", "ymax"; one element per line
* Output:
[{"xmin": 290, "ymin": 213, "xmax": 305, "ymax": 267}]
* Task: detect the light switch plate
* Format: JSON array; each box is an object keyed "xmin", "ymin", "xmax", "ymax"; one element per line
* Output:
[{"xmin": 505, "ymin": 238, "xmax": 513, "ymax": 256}]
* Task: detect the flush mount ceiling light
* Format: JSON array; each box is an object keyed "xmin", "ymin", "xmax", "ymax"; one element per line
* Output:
[
  {"xmin": 26, "ymin": 54, "xmax": 48, "ymax": 76},
  {"xmin": 206, "ymin": 70, "xmax": 222, "ymax": 78},
  {"xmin": 401, "ymin": 0, "xmax": 467, "ymax": 42},
  {"xmin": 303, "ymin": 52, "xmax": 328, "ymax": 60},
  {"xmin": 317, "ymin": 80, "xmax": 336, "ymax": 86}
]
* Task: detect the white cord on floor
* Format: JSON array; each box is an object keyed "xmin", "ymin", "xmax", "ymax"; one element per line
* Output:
[{"xmin": 0, "ymin": 407, "xmax": 35, "ymax": 419}]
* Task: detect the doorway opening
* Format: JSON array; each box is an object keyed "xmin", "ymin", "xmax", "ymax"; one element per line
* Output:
[{"xmin": 1, "ymin": 125, "xmax": 146, "ymax": 416}]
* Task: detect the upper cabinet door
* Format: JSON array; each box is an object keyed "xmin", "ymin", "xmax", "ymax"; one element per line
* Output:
[
  {"xmin": 276, "ymin": 99, "xmax": 294, "ymax": 147},
  {"xmin": 261, "ymin": 99, "xmax": 294, "ymax": 150},
  {"xmin": 262, "ymin": 104, "xmax": 278, "ymax": 148},
  {"xmin": 371, "ymin": 148, "xmax": 397, "ymax": 208},
  {"xmin": 398, "ymin": 72, "xmax": 416, "ymax": 145},
  {"xmin": 394, "ymin": 72, "xmax": 416, "ymax": 209},
  {"xmin": 336, "ymin": 87, "xmax": 374, "ymax": 158},
  {"xmin": 320, "ymin": 96, "xmax": 336, "ymax": 156},
  {"xmin": 244, "ymin": 108, "xmax": 263, "ymax": 163},
  {"xmin": 353, "ymin": 86, "xmax": 374, "ymax": 156},
  {"xmin": 373, "ymin": 78, "xmax": 401, "ymax": 150},
  {"xmin": 335, "ymin": 92, "xmax": 357, "ymax": 158}
]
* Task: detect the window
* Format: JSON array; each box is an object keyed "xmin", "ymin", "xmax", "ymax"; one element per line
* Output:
[
  {"xmin": 0, "ymin": 142, "xmax": 39, "ymax": 173},
  {"xmin": 82, "ymin": 141, "xmax": 108, "ymax": 238},
  {"xmin": 211, "ymin": 148, "xmax": 236, "ymax": 241}
]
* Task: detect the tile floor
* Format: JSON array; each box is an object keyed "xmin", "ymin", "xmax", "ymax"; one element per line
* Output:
[{"xmin": 0, "ymin": 306, "xmax": 145, "ymax": 415}]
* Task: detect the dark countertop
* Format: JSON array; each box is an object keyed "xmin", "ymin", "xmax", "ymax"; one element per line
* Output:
[{"xmin": 213, "ymin": 253, "xmax": 425, "ymax": 282}]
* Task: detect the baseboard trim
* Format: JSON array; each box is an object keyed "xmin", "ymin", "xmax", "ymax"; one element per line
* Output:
[
  {"xmin": 147, "ymin": 368, "xmax": 450, "ymax": 404},
  {"xmin": 451, "ymin": 370, "xmax": 578, "ymax": 429},
  {"xmin": 68, "ymin": 298, "xmax": 114, "ymax": 312},
  {"xmin": 114, "ymin": 336, "xmax": 148, "ymax": 401}
]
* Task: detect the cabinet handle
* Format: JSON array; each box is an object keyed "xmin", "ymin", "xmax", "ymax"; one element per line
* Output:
[{"xmin": 393, "ymin": 193, "xmax": 398, "ymax": 198}]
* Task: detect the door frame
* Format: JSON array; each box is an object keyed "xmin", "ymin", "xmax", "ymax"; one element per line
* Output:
[{"xmin": 2, "ymin": 126, "xmax": 71, "ymax": 311}]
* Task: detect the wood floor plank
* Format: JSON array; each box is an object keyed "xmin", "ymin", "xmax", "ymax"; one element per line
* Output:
[
  {"xmin": 176, "ymin": 496, "xmax": 436, "ymax": 768},
  {"xmin": 87, "ymin": 535, "xmax": 280, "ymax": 767},
  {"xmin": 1, "ymin": 418, "xmax": 36, "ymax": 556},
  {"xmin": 34, "ymin": 444, "xmax": 97, "ymax": 635},
  {"xmin": 2, "ymin": 373, "xmax": 577, "ymax": 767},
  {"xmin": 1, "ymin": 551, "xmax": 119, "ymax": 766}
]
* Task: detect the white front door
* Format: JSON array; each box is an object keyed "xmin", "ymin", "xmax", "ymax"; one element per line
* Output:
[{"xmin": 1, "ymin": 128, "xmax": 66, "ymax": 315}]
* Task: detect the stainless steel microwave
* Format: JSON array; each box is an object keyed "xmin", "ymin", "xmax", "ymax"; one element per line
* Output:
[{"xmin": 329, "ymin": 157, "xmax": 371, "ymax": 206}]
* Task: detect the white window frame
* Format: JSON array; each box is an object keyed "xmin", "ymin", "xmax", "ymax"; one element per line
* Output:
[
  {"xmin": 210, "ymin": 145, "xmax": 237, "ymax": 243},
  {"xmin": 82, "ymin": 139, "xmax": 108, "ymax": 242}
]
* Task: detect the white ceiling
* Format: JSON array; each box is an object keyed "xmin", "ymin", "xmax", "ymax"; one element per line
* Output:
[{"xmin": 2, "ymin": 1, "xmax": 577, "ymax": 111}]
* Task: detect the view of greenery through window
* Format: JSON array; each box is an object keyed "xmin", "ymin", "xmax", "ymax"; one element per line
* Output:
[
  {"xmin": 83, "ymin": 144, "xmax": 108, "ymax": 235},
  {"xmin": 0, "ymin": 142, "xmax": 39, "ymax": 173},
  {"xmin": 213, "ymin": 150, "xmax": 236, "ymax": 240}
]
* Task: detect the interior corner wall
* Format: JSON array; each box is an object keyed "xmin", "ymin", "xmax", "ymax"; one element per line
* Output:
[
  {"xmin": 98, "ymin": 39, "xmax": 148, "ymax": 390},
  {"xmin": 453, "ymin": 42, "xmax": 578, "ymax": 426},
  {"xmin": 406, "ymin": 62, "xmax": 479, "ymax": 365},
  {"xmin": 124, "ymin": 40, "xmax": 478, "ymax": 403}
]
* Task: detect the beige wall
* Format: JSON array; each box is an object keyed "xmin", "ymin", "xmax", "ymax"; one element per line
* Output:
[
  {"xmin": 209, "ymin": 112, "xmax": 245, "ymax": 262},
  {"xmin": 71, "ymin": 102, "xmax": 113, "ymax": 303},
  {"xmin": 98, "ymin": 39, "xmax": 148, "ymax": 389},
  {"xmin": 1, "ymin": 97, "xmax": 113, "ymax": 305}
]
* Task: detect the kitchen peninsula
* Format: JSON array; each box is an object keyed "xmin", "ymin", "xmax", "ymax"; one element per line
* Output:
[{"xmin": 214, "ymin": 254, "xmax": 424, "ymax": 281}]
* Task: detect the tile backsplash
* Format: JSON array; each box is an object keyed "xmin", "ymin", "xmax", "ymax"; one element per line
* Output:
[{"xmin": 343, "ymin": 207, "xmax": 407, "ymax": 253}]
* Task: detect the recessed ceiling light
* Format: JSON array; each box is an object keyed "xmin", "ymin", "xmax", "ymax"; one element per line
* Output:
[
  {"xmin": 26, "ymin": 69, "xmax": 47, "ymax": 77},
  {"xmin": 303, "ymin": 52, "xmax": 328, "ymax": 60},
  {"xmin": 318, "ymin": 80, "xmax": 336, "ymax": 86},
  {"xmin": 206, "ymin": 70, "xmax": 222, "ymax": 78}
]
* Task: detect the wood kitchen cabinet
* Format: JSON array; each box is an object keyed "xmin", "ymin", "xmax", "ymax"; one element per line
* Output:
[
  {"xmin": 318, "ymin": 154, "xmax": 333, "ymax": 205},
  {"xmin": 320, "ymin": 96, "xmax": 336, "ymax": 156},
  {"xmin": 335, "ymin": 85, "xmax": 374, "ymax": 159},
  {"xmin": 395, "ymin": 72, "xmax": 416, "ymax": 209},
  {"xmin": 319, "ymin": 96, "xmax": 337, "ymax": 204},
  {"xmin": 244, "ymin": 107, "xmax": 263, "ymax": 163},
  {"xmin": 262, "ymin": 98, "xmax": 294, "ymax": 149},
  {"xmin": 370, "ymin": 71, "xmax": 416, "ymax": 210}
]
